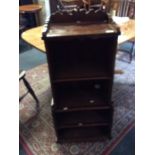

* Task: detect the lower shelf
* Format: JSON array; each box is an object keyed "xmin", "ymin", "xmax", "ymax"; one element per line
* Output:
[
  {"xmin": 54, "ymin": 109, "xmax": 112, "ymax": 129},
  {"xmin": 56, "ymin": 126, "xmax": 111, "ymax": 142}
]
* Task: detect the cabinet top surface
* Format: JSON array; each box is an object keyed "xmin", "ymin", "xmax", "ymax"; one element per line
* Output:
[{"xmin": 44, "ymin": 23, "xmax": 120, "ymax": 39}]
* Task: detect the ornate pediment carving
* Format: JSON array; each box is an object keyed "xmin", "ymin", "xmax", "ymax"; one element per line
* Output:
[{"xmin": 49, "ymin": 8, "xmax": 110, "ymax": 23}]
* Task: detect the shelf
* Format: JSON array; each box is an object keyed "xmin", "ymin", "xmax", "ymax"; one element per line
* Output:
[
  {"xmin": 50, "ymin": 37, "xmax": 116, "ymax": 81},
  {"xmin": 53, "ymin": 76, "xmax": 112, "ymax": 83},
  {"xmin": 57, "ymin": 126, "xmax": 110, "ymax": 142},
  {"xmin": 53, "ymin": 63, "xmax": 112, "ymax": 81},
  {"xmin": 54, "ymin": 80, "xmax": 112, "ymax": 111},
  {"xmin": 57, "ymin": 123, "xmax": 110, "ymax": 129},
  {"xmin": 55, "ymin": 110, "xmax": 112, "ymax": 129},
  {"xmin": 54, "ymin": 106, "xmax": 111, "ymax": 113}
]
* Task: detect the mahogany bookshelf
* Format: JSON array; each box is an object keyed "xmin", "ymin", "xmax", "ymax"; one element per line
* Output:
[{"xmin": 42, "ymin": 9, "xmax": 120, "ymax": 142}]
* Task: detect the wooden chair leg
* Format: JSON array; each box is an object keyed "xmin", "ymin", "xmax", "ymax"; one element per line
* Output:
[
  {"xmin": 23, "ymin": 77, "xmax": 40, "ymax": 112},
  {"xmin": 118, "ymin": 40, "xmax": 135, "ymax": 63},
  {"xmin": 129, "ymin": 41, "xmax": 135, "ymax": 63},
  {"xmin": 129, "ymin": 53, "xmax": 133, "ymax": 63}
]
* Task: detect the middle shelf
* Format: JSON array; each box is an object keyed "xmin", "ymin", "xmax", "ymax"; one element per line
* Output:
[{"xmin": 53, "ymin": 79, "xmax": 113, "ymax": 112}]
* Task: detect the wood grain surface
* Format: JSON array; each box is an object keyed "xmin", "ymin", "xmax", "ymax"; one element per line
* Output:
[
  {"xmin": 21, "ymin": 19, "xmax": 134, "ymax": 53},
  {"xmin": 19, "ymin": 4, "xmax": 42, "ymax": 13}
]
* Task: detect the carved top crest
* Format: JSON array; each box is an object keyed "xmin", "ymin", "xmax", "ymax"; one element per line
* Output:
[
  {"xmin": 49, "ymin": 8, "xmax": 110, "ymax": 24},
  {"xmin": 42, "ymin": 8, "xmax": 120, "ymax": 39}
]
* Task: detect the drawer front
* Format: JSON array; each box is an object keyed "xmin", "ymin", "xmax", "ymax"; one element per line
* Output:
[{"xmin": 54, "ymin": 109, "xmax": 113, "ymax": 129}]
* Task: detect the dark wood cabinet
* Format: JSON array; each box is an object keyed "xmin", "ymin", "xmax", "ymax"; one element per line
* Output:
[{"xmin": 42, "ymin": 9, "xmax": 120, "ymax": 142}]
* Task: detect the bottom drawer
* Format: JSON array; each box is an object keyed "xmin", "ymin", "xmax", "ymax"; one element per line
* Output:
[{"xmin": 57, "ymin": 126, "xmax": 111, "ymax": 142}]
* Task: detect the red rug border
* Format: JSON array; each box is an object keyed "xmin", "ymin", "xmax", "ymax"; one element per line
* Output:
[
  {"xmin": 102, "ymin": 120, "xmax": 135, "ymax": 155},
  {"xmin": 20, "ymin": 134, "xmax": 33, "ymax": 155},
  {"xmin": 20, "ymin": 121, "xmax": 134, "ymax": 155}
]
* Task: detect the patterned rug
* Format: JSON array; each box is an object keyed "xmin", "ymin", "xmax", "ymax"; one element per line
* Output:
[{"xmin": 19, "ymin": 58, "xmax": 135, "ymax": 155}]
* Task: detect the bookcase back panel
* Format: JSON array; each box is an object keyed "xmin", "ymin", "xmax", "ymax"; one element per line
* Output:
[{"xmin": 46, "ymin": 36, "xmax": 118, "ymax": 81}]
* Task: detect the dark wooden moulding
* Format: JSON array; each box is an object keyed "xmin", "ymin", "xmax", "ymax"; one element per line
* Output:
[{"xmin": 42, "ymin": 8, "xmax": 120, "ymax": 142}]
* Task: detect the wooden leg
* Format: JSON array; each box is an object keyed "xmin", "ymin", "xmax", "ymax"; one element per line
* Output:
[
  {"xmin": 129, "ymin": 53, "xmax": 133, "ymax": 63},
  {"xmin": 129, "ymin": 41, "xmax": 135, "ymax": 63},
  {"xmin": 114, "ymin": 69, "xmax": 124, "ymax": 74},
  {"xmin": 35, "ymin": 12, "xmax": 41, "ymax": 26},
  {"xmin": 23, "ymin": 77, "xmax": 40, "ymax": 112}
]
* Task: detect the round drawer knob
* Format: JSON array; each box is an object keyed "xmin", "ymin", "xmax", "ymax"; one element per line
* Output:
[
  {"xmin": 94, "ymin": 84, "xmax": 101, "ymax": 89},
  {"xmin": 63, "ymin": 107, "xmax": 68, "ymax": 111},
  {"xmin": 89, "ymin": 99, "xmax": 95, "ymax": 104},
  {"xmin": 78, "ymin": 123, "xmax": 83, "ymax": 126}
]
